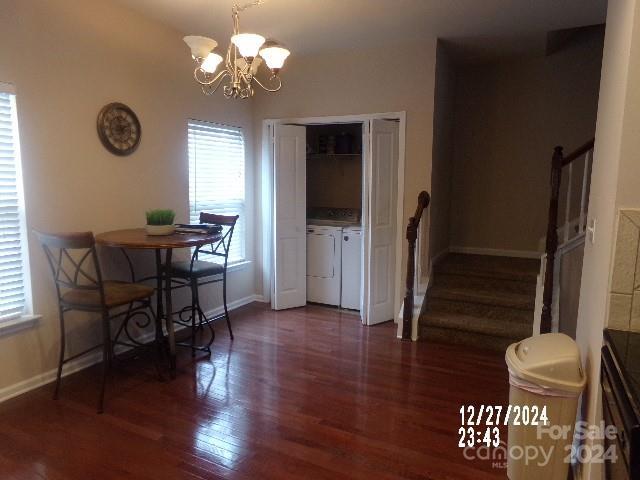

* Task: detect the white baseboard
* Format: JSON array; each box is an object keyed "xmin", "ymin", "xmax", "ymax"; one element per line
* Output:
[
  {"xmin": 0, "ymin": 294, "xmax": 263, "ymax": 405},
  {"xmin": 449, "ymin": 246, "xmax": 540, "ymax": 259}
]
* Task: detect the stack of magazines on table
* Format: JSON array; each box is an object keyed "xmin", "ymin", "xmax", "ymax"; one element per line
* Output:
[{"xmin": 175, "ymin": 224, "xmax": 223, "ymax": 235}]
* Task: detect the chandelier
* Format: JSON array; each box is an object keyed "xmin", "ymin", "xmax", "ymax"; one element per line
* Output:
[{"xmin": 183, "ymin": 1, "xmax": 290, "ymax": 99}]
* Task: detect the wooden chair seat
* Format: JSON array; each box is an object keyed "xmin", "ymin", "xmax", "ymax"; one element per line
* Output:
[
  {"xmin": 61, "ymin": 281, "xmax": 154, "ymax": 309},
  {"xmin": 171, "ymin": 260, "xmax": 224, "ymax": 279}
]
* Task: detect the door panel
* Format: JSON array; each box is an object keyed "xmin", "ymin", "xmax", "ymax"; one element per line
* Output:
[
  {"xmin": 366, "ymin": 119, "xmax": 399, "ymax": 324},
  {"xmin": 307, "ymin": 233, "xmax": 336, "ymax": 278},
  {"xmin": 373, "ymin": 245, "xmax": 390, "ymax": 303},
  {"xmin": 273, "ymin": 124, "xmax": 307, "ymax": 310}
]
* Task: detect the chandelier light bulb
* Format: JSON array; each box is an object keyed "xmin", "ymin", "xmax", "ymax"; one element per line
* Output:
[
  {"xmin": 201, "ymin": 52, "xmax": 223, "ymax": 73},
  {"xmin": 183, "ymin": 35, "xmax": 218, "ymax": 59},
  {"xmin": 231, "ymin": 33, "xmax": 266, "ymax": 59},
  {"xmin": 259, "ymin": 43, "xmax": 290, "ymax": 70}
]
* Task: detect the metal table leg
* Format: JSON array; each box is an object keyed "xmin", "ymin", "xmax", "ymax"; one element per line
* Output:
[
  {"xmin": 153, "ymin": 250, "xmax": 168, "ymax": 376},
  {"xmin": 154, "ymin": 249, "xmax": 164, "ymax": 326},
  {"xmin": 163, "ymin": 248, "xmax": 176, "ymax": 377}
]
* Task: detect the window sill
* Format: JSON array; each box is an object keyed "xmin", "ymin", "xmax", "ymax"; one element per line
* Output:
[
  {"xmin": 0, "ymin": 314, "xmax": 42, "ymax": 337},
  {"xmin": 227, "ymin": 260, "xmax": 251, "ymax": 273}
]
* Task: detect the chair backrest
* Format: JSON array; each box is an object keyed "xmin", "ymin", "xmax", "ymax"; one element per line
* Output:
[
  {"xmin": 196, "ymin": 213, "xmax": 239, "ymax": 267},
  {"xmin": 34, "ymin": 231, "xmax": 106, "ymax": 305}
]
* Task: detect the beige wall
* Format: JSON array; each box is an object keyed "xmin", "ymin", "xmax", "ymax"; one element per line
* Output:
[
  {"xmin": 558, "ymin": 244, "xmax": 584, "ymax": 338},
  {"xmin": 574, "ymin": 1, "xmax": 637, "ymax": 479},
  {"xmin": 307, "ymin": 156, "xmax": 362, "ymax": 209},
  {"xmin": 0, "ymin": 0, "xmax": 257, "ymax": 396},
  {"xmin": 429, "ymin": 41, "xmax": 456, "ymax": 266},
  {"xmin": 607, "ymin": 210, "xmax": 640, "ymax": 331},
  {"xmin": 605, "ymin": 0, "xmax": 640, "ymax": 333},
  {"xmin": 252, "ymin": 42, "xmax": 438, "ymax": 314},
  {"xmin": 450, "ymin": 31, "xmax": 603, "ymax": 253}
]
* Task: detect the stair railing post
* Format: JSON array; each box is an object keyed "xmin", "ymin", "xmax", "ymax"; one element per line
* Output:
[
  {"xmin": 541, "ymin": 146, "xmax": 564, "ymax": 333},
  {"xmin": 402, "ymin": 191, "xmax": 430, "ymax": 340},
  {"xmin": 403, "ymin": 216, "xmax": 418, "ymax": 340}
]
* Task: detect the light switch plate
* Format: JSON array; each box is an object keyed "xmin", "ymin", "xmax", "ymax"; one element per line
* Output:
[{"xmin": 587, "ymin": 218, "xmax": 596, "ymax": 244}]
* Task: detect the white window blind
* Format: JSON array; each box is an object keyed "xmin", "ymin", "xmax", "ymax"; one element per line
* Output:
[
  {"xmin": 188, "ymin": 120, "xmax": 245, "ymax": 264},
  {"xmin": 0, "ymin": 89, "xmax": 27, "ymax": 322}
]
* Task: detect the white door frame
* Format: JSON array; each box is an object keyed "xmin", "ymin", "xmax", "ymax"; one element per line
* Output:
[{"xmin": 261, "ymin": 112, "xmax": 406, "ymax": 324}]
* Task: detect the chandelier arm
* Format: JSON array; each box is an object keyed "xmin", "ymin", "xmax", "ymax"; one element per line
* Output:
[
  {"xmin": 252, "ymin": 74, "xmax": 282, "ymax": 93},
  {"xmin": 234, "ymin": 0, "xmax": 266, "ymax": 13},
  {"xmin": 194, "ymin": 67, "xmax": 230, "ymax": 86},
  {"xmin": 200, "ymin": 70, "xmax": 232, "ymax": 95},
  {"xmin": 238, "ymin": 69, "xmax": 252, "ymax": 85}
]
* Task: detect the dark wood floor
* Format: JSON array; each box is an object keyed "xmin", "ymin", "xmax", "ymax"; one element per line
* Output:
[{"xmin": 0, "ymin": 303, "xmax": 509, "ymax": 479}]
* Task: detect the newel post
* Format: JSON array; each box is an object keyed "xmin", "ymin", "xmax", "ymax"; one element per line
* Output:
[
  {"xmin": 402, "ymin": 216, "xmax": 418, "ymax": 340},
  {"xmin": 401, "ymin": 191, "xmax": 430, "ymax": 340},
  {"xmin": 541, "ymin": 146, "xmax": 564, "ymax": 333}
]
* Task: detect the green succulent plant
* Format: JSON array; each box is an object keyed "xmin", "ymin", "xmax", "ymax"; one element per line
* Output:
[{"xmin": 145, "ymin": 209, "xmax": 176, "ymax": 226}]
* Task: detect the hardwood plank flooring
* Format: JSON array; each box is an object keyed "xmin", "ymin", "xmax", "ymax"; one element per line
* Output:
[{"xmin": 0, "ymin": 303, "xmax": 509, "ymax": 479}]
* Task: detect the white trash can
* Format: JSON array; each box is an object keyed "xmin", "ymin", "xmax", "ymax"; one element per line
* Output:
[{"xmin": 505, "ymin": 333, "xmax": 586, "ymax": 480}]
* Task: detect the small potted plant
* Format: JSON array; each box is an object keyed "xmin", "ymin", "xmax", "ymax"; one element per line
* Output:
[{"xmin": 145, "ymin": 209, "xmax": 176, "ymax": 236}]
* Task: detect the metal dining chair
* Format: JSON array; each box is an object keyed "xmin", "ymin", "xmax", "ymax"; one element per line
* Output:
[
  {"xmin": 170, "ymin": 213, "xmax": 238, "ymax": 355},
  {"xmin": 35, "ymin": 231, "xmax": 158, "ymax": 413}
]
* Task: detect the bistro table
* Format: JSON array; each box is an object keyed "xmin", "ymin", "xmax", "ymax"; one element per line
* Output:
[{"xmin": 95, "ymin": 228, "xmax": 222, "ymax": 377}]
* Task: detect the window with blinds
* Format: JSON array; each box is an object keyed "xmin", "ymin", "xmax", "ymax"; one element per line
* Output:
[
  {"xmin": 188, "ymin": 120, "xmax": 246, "ymax": 264},
  {"xmin": 0, "ymin": 87, "xmax": 28, "ymax": 322}
]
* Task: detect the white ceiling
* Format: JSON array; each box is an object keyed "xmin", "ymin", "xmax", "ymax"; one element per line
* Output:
[{"xmin": 116, "ymin": 0, "xmax": 607, "ymax": 57}]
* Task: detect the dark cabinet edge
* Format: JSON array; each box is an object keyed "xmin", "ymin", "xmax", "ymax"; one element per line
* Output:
[
  {"xmin": 602, "ymin": 330, "xmax": 640, "ymax": 479},
  {"xmin": 603, "ymin": 330, "xmax": 640, "ymax": 421}
]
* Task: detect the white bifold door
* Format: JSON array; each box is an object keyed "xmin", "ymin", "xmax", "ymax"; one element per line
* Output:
[
  {"xmin": 365, "ymin": 119, "xmax": 399, "ymax": 325},
  {"xmin": 272, "ymin": 124, "xmax": 307, "ymax": 310},
  {"xmin": 270, "ymin": 119, "xmax": 399, "ymax": 324}
]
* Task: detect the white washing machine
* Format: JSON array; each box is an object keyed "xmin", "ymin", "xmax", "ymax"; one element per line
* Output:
[
  {"xmin": 306, "ymin": 224, "xmax": 342, "ymax": 306},
  {"xmin": 341, "ymin": 226, "xmax": 362, "ymax": 310}
]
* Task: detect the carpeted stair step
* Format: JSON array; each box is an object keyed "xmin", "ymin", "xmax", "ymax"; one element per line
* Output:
[
  {"xmin": 427, "ymin": 285, "xmax": 535, "ymax": 311},
  {"xmin": 420, "ymin": 311, "xmax": 532, "ymax": 340},
  {"xmin": 419, "ymin": 253, "xmax": 537, "ymax": 351},
  {"xmin": 434, "ymin": 253, "xmax": 539, "ymax": 284},
  {"xmin": 425, "ymin": 296, "xmax": 533, "ymax": 324},
  {"xmin": 419, "ymin": 325, "xmax": 517, "ymax": 352},
  {"xmin": 434, "ymin": 272, "xmax": 536, "ymax": 296}
]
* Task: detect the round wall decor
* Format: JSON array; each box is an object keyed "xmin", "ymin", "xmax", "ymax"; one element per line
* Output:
[{"xmin": 96, "ymin": 102, "xmax": 141, "ymax": 156}]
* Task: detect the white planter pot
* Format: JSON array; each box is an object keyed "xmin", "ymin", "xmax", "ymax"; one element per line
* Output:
[{"xmin": 145, "ymin": 224, "xmax": 175, "ymax": 236}]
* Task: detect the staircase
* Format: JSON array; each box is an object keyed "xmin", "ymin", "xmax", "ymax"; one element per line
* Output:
[{"xmin": 419, "ymin": 253, "xmax": 538, "ymax": 351}]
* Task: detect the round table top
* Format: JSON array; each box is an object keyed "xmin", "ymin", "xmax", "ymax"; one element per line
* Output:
[{"xmin": 95, "ymin": 228, "xmax": 222, "ymax": 249}]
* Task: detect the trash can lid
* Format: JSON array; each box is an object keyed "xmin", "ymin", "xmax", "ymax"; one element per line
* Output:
[{"xmin": 505, "ymin": 333, "xmax": 586, "ymax": 393}]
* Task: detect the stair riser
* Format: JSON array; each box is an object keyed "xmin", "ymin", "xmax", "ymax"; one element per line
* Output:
[
  {"xmin": 434, "ymin": 265, "xmax": 538, "ymax": 284},
  {"xmin": 434, "ymin": 253, "xmax": 540, "ymax": 284},
  {"xmin": 426, "ymin": 297, "xmax": 533, "ymax": 324},
  {"xmin": 434, "ymin": 272, "xmax": 536, "ymax": 296},
  {"xmin": 419, "ymin": 325, "xmax": 517, "ymax": 352},
  {"xmin": 428, "ymin": 290, "xmax": 534, "ymax": 311},
  {"xmin": 420, "ymin": 313, "xmax": 532, "ymax": 339}
]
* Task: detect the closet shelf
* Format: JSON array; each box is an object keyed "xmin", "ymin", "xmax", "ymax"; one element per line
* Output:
[{"xmin": 307, "ymin": 153, "xmax": 361, "ymax": 157}]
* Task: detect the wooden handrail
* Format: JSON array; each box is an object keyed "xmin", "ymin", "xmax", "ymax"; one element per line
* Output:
[
  {"xmin": 562, "ymin": 139, "xmax": 595, "ymax": 166},
  {"xmin": 540, "ymin": 138, "xmax": 594, "ymax": 333},
  {"xmin": 402, "ymin": 190, "xmax": 431, "ymax": 340}
]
